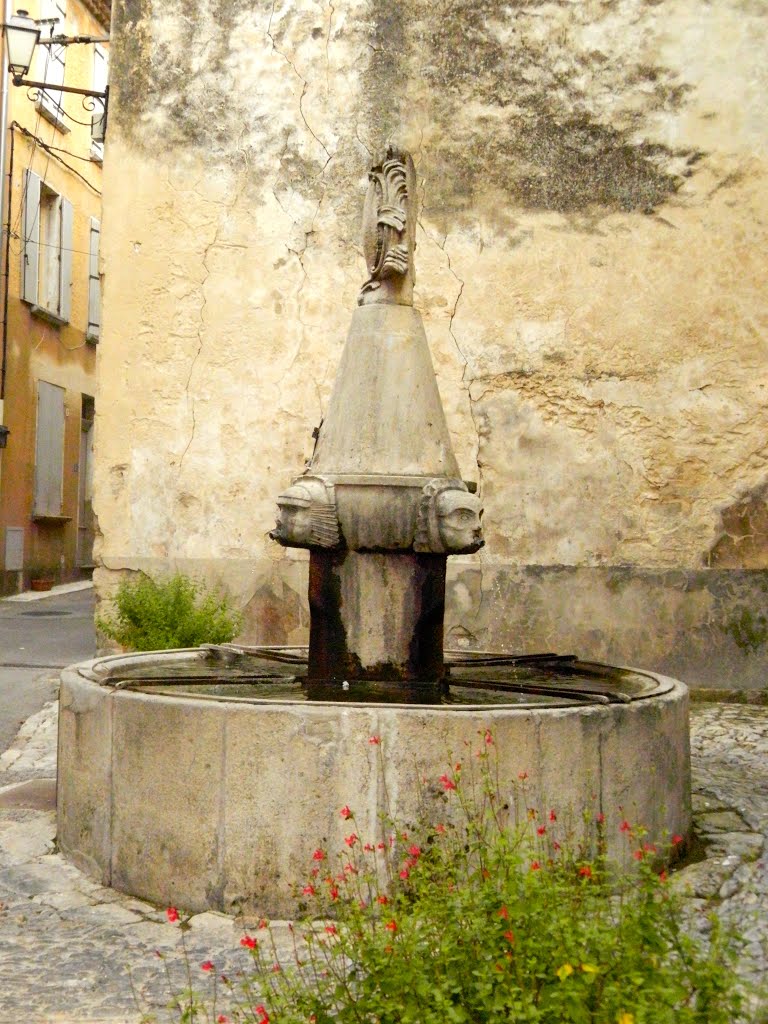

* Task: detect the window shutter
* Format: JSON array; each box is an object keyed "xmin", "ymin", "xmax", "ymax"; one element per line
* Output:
[
  {"xmin": 22, "ymin": 169, "xmax": 40, "ymax": 305},
  {"xmin": 59, "ymin": 196, "xmax": 73, "ymax": 322},
  {"xmin": 34, "ymin": 381, "xmax": 66, "ymax": 517},
  {"xmin": 87, "ymin": 217, "xmax": 100, "ymax": 339},
  {"xmin": 91, "ymin": 46, "xmax": 108, "ymax": 146}
]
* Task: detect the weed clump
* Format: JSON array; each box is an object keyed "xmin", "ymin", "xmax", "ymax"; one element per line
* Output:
[{"xmin": 97, "ymin": 572, "xmax": 242, "ymax": 651}]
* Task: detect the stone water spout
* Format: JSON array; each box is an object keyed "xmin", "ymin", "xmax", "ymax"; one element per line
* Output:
[{"xmin": 272, "ymin": 147, "xmax": 483, "ymax": 691}]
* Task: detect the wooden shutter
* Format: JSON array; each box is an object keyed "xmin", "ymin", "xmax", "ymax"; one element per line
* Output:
[
  {"xmin": 87, "ymin": 218, "xmax": 100, "ymax": 339},
  {"xmin": 21, "ymin": 169, "xmax": 40, "ymax": 305},
  {"xmin": 59, "ymin": 196, "xmax": 73, "ymax": 322},
  {"xmin": 34, "ymin": 381, "xmax": 66, "ymax": 517}
]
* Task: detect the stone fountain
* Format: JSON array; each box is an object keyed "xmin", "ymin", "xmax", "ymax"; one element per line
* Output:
[{"xmin": 57, "ymin": 150, "xmax": 690, "ymax": 918}]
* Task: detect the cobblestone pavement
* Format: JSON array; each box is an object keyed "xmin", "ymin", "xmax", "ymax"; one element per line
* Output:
[{"xmin": 0, "ymin": 699, "xmax": 765, "ymax": 1023}]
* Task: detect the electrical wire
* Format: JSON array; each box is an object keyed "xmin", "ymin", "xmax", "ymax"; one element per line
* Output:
[{"xmin": 13, "ymin": 123, "xmax": 101, "ymax": 195}]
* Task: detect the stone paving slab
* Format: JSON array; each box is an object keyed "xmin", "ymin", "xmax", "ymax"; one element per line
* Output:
[{"xmin": 0, "ymin": 700, "xmax": 764, "ymax": 1022}]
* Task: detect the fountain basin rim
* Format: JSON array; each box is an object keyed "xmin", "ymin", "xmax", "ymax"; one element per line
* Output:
[{"xmin": 75, "ymin": 648, "xmax": 679, "ymax": 711}]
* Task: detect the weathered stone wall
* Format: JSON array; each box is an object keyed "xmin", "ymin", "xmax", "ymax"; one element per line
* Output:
[{"xmin": 95, "ymin": 0, "xmax": 768, "ymax": 686}]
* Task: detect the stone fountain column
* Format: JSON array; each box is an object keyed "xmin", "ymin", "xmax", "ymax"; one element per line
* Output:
[{"xmin": 271, "ymin": 149, "xmax": 483, "ymax": 689}]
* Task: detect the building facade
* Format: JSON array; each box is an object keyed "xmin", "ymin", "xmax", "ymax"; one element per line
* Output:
[
  {"xmin": 95, "ymin": 0, "xmax": 768, "ymax": 688},
  {"xmin": 0, "ymin": 0, "xmax": 109, "ymax": 593}
]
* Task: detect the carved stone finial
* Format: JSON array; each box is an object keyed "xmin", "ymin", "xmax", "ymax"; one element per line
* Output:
[
  {"xmin": 270, "ymin": 475, "xmax": 341, "ymax": 549},
  {"xmin": 359, "ymin": 146, "xmax": 416, "ymax": 307},
  {"xmin": 414, "ymin": 479, "xmax": 484, "ymax": 554}
]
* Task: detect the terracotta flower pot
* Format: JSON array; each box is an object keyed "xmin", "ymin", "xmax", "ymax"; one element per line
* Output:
[{"xmin": 30, "ymin": 577, "xmax": 54, "ymax": 592}]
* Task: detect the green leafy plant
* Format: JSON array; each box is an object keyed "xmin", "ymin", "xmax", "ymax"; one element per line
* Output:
[
  {"xmin": 145, "ymin": 735, "xmax": 751, "ymax": 1024},
  {"xmin": 97, "ymin": 572, "xmax": 242, "ymax": 651}
]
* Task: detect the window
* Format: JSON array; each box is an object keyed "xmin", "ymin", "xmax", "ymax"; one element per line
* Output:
[
  {"xmin": 21, "ymin": 169, "xmax": 73, "ymax": 323},
  {"xmin": 36, "ymin": 0, "xmax": 68, "ymax": 130},
  {"xmin": 34, "ymin": 381, "xmax": 66, "ymax": 518},
  {"xmin": 91, "ymin": 44, "xmax": 108, "ymax": 158},
  {"xmin": 87, "ymin": 218, "xmax": 100, "ymax": 341}
]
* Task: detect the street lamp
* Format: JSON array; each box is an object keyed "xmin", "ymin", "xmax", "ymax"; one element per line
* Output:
[
  {"xmin": 4, "ymin": 9, "xmax": 39, "ymax": 83},
  {"xmin": 1, "ymin": 8, "xmax": 109, "ymax": 135}
]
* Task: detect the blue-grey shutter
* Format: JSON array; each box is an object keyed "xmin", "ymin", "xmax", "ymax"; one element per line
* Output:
[
  {"xmin": 87, "ymin": 217, "xmax": 100, "ymax": 339},
  {"xmin": 34, "ymin": 381, "xmax": 66, "ymax": 517},
  {"xmin": 22, "ymin": 170, "xmax": 40, "ymax": 305},
  {"xmin": 59, "ymin": 196, "xmax": 73, "ymax": 322}
]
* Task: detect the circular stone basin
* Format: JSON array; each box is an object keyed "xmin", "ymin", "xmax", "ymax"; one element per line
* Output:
[{"xmin": 57, "ymin": 646, "xmax": 691, "ymax": 917}]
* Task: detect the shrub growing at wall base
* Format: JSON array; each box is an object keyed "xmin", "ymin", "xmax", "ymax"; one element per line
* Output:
[
  {"xmin": 97, "ymin": 572, "xmax": 243, "ymax": 651},
  {"xmin": 150, "ymin": 738, "xmax": 750, "ymax": 1024}
]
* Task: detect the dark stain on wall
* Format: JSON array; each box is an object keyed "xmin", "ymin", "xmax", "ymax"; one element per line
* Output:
[
  {"xmin": 362, "ymin": 0, "xmax": 409, "ymax": 154},
  {"xmin": 707, "ymin": 483, "xmax": 768, "ymax": 569},
  {"xmin": 406, "ymin": 0, "xmax": 701, "ymax": 217}
]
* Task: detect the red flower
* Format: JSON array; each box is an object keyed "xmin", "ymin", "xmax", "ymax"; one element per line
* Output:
[
  {"xmin": 484, "ymin": 729, "xmax": 493, "ymax": 745},
  {"xmin": 344, "ymin": 833, "xmax": 358, "ymax": 848},
  {"xmin": 255, "ymin": 1006, "xmax": 269, "ymax": 1024},
  {"xmin": 376, "ymin": 895, "xmax": 389, "ymax": 905},
  {"xmin": 643, "ymin": 842, "xmax": 657, "ymax": 854},
  {"xmin": 369, "ymin": 735, "xmax": 381, "ymax": 745},
  {"xmin": 633, "ymin": 849, "xmax": 644, "ymax": 861},
  {"xmin": 385, "ymin": 920, "xmax": 398, "ymax": 932},
  {"xmin": 377, "ymin": 841, "xmax": 386, "ymax": 850},
  {"xmin": 258, "ymin": 918, "xmax": 268, "ymax": 929},
  {"xmin": 537, "ymin": 825, "xmax": 546, "ymax": 836},
  {"xmin": 435, "ymin": 824, "xmax": 446, "ymax": 834},
  {"xmin": 363, "ymin": 843, "xmax": 375, "ymax": 852},
  {"xmin": 217, "ymin": 1017, "xmax": 229, "ymax": 1023},
  {"xmin": 503, "ymin": 930, "xmax": 515, "ymax": 944},
  {"xmin": 399, "ymin": 868, "xmax": 410, "ymax": 880},
  {"xmin": 439, "ymin": 774, "xmax": 457, "ymax": 791},
  {"xmin": 596, "ymin": 812, "xmax": 605, "ymax": 824},
  {"xmin": 340, "ymin": 805, "xmax": 352, "ymax": 819},
  {"xmin": 329, "ymin": 887, "xmax": 339, "ymax": 900},
  {"xmin": 672, "ymin": 834, "xmax": 683, "ymax": 846},
  {"xmin": 620, "ymin": 820, "xmax": 631, "ymax": 833},
  {"xmin": 498, "ymin": 906, "xmax": 509, "ymax": 919},
  {"xmin": 530, "ymin": 861, "xmax": 541, "ymax": 871},
  {"xmin": 408, "ymin": 844, "xmax": 421, "ymax": 858},
  {"xmin": 658, "ymin": 870, "xmax": 668, "ymax": 882},
  {"xmin": 549, "ymin": 809, "xmax": 557, "ymax": 822},
  {"xmin": 166, "ymin": 907, "xmax": 179, "ymax": 923},
  {"xmin": 200, "ymin": 961, "xmax": 214, "ymax": 972},
  {"xmin": 553, "ymin": 841, "xmax": 561, "ymax": 852},
  {"xmin": 301, "ymin": 885, "xmax": 316, "ymax": 897},
  {"xmin": 579, "ymin": 865, "xmax": 592, "ymax": 879},
  {"xmin": 518, "ymin": 771, "xmax": 528, "ymax": 781},
  {"xmin": 272, "ymin": 963, "xmax": 282, "ymax": 972},
  {"xmin": 312, "ymin": 849, "xmax": 326, "ymax": 861},
  {"xmin": 325, "ymin": 925, "xmax": 337, "ymax": 935},
  {"xmin": 240, "ymin": 935, "xmax": 258, "ymax": 949}
]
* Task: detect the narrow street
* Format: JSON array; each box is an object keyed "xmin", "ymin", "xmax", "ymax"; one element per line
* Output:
[{"xmin": 0, "ymin": 587, "xmax": 95, "ymax": 755}]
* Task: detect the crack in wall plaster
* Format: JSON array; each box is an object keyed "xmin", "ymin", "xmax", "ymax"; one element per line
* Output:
[
  {"xmin": 178, "ymin": 174, "xmax": 249, "ymax": 474},
  {"xmin": 418, "ymin": 219, "xmax": 483, "ymax": 487},
  {"xmin": 266, "ymin": 0, "xmax": 332, "ymax": 164}
]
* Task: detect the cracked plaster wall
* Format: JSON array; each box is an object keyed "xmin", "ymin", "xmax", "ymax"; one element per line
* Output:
[{"xmin": 95, "ymin": 0, "xmax": 768, "ymax": 685}]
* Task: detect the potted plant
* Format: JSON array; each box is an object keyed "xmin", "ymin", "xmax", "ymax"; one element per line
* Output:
[{"xmin": 28, "ymin": 563, "xmax": 57, "ymax": 592}]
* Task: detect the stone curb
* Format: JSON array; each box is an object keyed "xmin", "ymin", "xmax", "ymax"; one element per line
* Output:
[{"xmin": 3, "ymin": 580, "xmax": 94, "ymax": 603}]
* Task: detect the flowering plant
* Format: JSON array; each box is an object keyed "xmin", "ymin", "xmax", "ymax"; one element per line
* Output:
[{"xmin": 150, "ymin": 735, "xmax": 747, "ymax": 1023}]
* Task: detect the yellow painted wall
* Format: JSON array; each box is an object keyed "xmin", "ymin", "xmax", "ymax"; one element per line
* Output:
[{"xmin": 0, "ymin": 0, "xmax": 105, "ymax": 589}]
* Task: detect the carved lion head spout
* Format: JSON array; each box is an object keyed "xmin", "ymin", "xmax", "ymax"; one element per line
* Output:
[
  {"xmin": 414, "ymin": 479, "xmax": 484, "ymax": 554},
  {"xmin": 358, "ymin": 146, "xmax": 417, "ymax": 307},
  {"xmin": 270, "ymin": 476, "xmax": 341, "ymax": 549}
]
